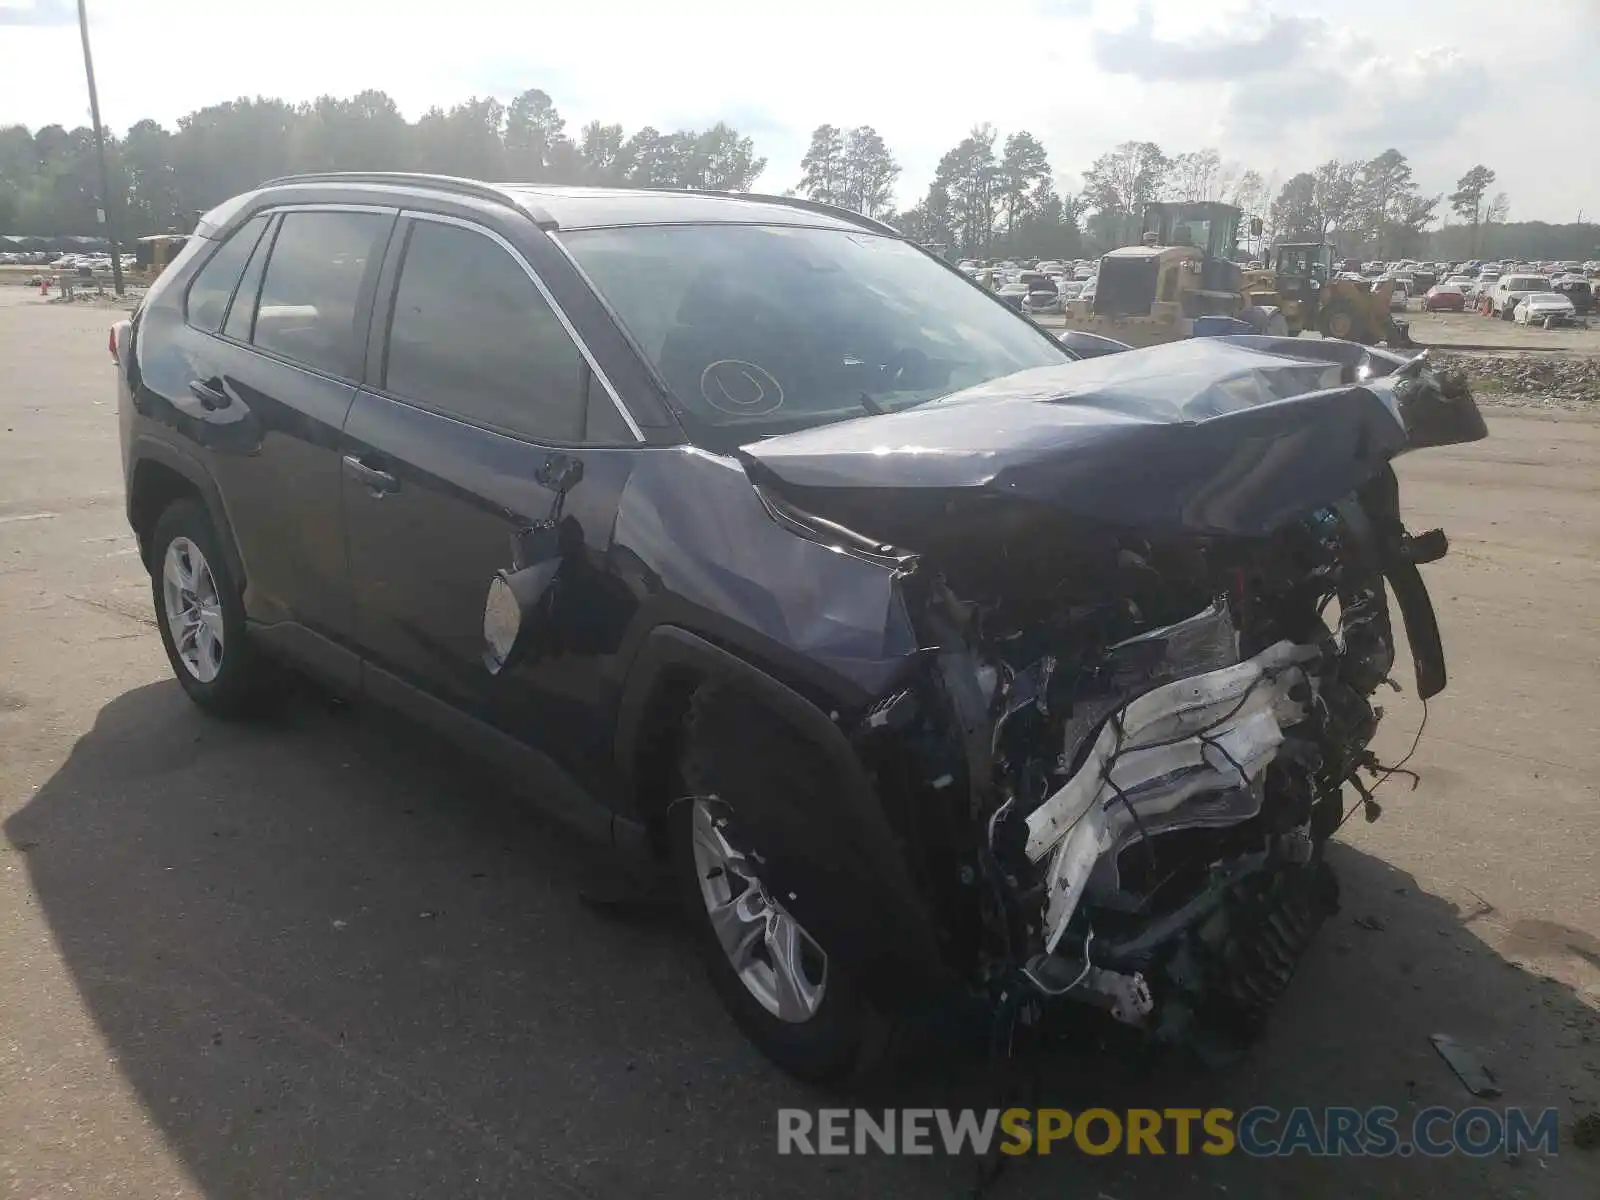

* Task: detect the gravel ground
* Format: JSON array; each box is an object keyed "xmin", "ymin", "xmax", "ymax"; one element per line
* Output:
[
  {"xmin": 2, "ymin": 290, "xmax": 1598, "ymax": 1199},
  {"xmin": 1428, "ymin": 352, "xmax": 1600, "ymax": 415}
]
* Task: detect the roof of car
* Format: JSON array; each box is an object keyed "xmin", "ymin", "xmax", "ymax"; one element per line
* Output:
[
  {"xmin": 257, "ymin": 173, "xmax": 892, "ymax": 235},
  {"xmin": 502, "ymin": 184, "xmax": 879, "ymax": 232}
]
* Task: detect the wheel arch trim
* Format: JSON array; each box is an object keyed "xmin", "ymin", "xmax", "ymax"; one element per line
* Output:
[
  {"xmin": 613, "ymin": 624, "xmax": 951, "ymax": 1003},
  {"xmin": 127, "ymin": 435, "xmax": 247, "ymax": 591}
]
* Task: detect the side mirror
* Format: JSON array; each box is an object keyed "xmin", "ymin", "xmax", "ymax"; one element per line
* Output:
[
  {"xmin": 536, "ymin": 453, "xmax": 583, "ymax": 494},
  {"xmin": 485, "ymin": 519, "xmax": 566, "ymax": 675},
  {"xmin": 483, "ymin": 558, "xmax": 562, "ymax": 674}
]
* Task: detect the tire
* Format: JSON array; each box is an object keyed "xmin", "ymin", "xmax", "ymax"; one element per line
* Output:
[
  {"xmin": 671, "ymin": 686, "xmax": 865, "ymax": 1083},
  {"xmin": 1319, "ymin": 300, "xmax": 1359, "ymax": 341},
  {"xmin": 149, "ymin": 499, "xmax": 278, "ymax": 718},
  {"xmin": 1238, "ymin": 304, "xmax": 1287, "ymax": 337}
]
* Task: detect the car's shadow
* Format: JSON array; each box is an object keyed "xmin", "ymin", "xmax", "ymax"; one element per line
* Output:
[{"xmin": 7, "ymin": 683, "xmax": 1598, "ymax": 1199}]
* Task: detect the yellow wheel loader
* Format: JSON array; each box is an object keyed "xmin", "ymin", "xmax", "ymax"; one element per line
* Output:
[
  {"xmin": 1060, "ymin": 202, "xmax": 1283, "ymax": 346},
  {"xmin": 1058, "ymin": 205, "xmax": 1410, "ymax": 348},
  {"xmin": 1261, "ymin": 242, "xmax": 1411, "ymax": 346}
]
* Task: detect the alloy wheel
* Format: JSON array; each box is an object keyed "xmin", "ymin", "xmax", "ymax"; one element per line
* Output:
[
  {"xmin": 161, "ymin": 537, "xmax": 225, "ymax": 683},
  {"xmin": 690, "ymin": 798, "xmax": 827, "ymax": 1023}
]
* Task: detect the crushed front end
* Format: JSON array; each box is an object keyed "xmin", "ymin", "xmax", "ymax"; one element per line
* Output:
[
  {"xmin": 888, "ymin": 484, "xmax": 1441, "ymax": 1060},
  {"xmin": 743, "ymin": 338, "xmax": 1486, "ymax": 1061}
]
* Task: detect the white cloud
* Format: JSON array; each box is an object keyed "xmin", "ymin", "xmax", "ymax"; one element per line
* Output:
[
  {"xmin": 0, "ymin": 0, "xmax": 75, "ymax": 25},
  {"xmin": 1092, "ymin": 4, "xmax": 1321, "ymax": 82},
  {"xmin": 0, "ymin": 0, "xmax": 1592, "ymax": 222}
]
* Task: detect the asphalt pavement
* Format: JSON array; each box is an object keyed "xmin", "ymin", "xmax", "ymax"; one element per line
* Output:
[{"xmin": 2, "ymin": 288, "xmax": 1597, "ymax": 1199}]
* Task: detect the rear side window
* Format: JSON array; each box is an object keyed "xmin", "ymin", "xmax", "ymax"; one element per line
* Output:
[
  {"xmin": 222, "ymin": 215, "xmax": 276, "ymax": 343},
  {"xmin": 251, "ymin": 210, "xmax": 391, "ymax": 379},
  {"xmin": 184, "ymin": 215, "xmax": 268, "ymax": 333},
  {"xmin": 383, "ymin": 219, "xmax": 607, "ymax": 443}
]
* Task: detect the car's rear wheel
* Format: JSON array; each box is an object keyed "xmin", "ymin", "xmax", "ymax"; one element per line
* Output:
[
  {"xmin": 150, "ymin": 500, "xmax": 277, "ymax": 717},
  {"xmin": 671, "ymin": 687, "xmax": 865, "ymax": 1083}
]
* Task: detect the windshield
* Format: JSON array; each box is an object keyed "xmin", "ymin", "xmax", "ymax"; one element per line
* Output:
[
  {"xmin": 1276, "ymin": 247, "xmax": 1313, "ymax": 275},
  {"xmin": 1527, "ymin": 293, "xmax": 1567, "ymax": 304},
  {"xmin": 561, "ymin": 224, "xmax": 1067, "ymax": 445}
]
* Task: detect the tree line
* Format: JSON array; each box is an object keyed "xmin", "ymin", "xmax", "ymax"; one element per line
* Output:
[
  {"xmin": 0, "ymin": 89, "xmax": 765, "ymax": 238},
  {"xmin": 3, "ymin": 87, "xmax": 1579, "ymax": 263}
]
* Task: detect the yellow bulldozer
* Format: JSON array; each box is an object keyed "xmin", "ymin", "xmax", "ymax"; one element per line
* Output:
[{"xmin": 1059, "ymin": 202, "xmax": 1410, "ymax": 348}]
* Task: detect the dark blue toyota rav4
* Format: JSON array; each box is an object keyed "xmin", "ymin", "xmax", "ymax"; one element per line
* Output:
[{"xmin": 116, "ymin": 173, "xmax": 1485, "ymax": 1080}]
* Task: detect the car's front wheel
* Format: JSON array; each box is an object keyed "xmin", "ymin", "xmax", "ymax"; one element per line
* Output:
[
  {"xmin": 671, "ymin": 687, "xmax": 865, "ymax": 1083},
  {"xmin": 150, "ymin": 499, "xmax": 277, "ymax": 717}
]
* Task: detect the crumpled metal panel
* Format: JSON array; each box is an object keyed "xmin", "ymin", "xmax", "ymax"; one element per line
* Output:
[
  {"xmin": 739, "ymin": 337, "xmax": 1485, "ymax": 539},
  {"xmin": 1025, "ymin": 638, "xmax": 1318, "ymax": 952}
]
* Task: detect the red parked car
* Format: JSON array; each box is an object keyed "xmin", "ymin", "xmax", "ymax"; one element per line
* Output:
[{"xmin": 1424, "ymin": 283, "xmax": 1467, "ymax": 312}]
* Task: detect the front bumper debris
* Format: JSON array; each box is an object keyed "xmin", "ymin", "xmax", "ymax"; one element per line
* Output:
[{"xmin": 1024, "ymin": 637, "xmax": 1319, "ymax": 952}]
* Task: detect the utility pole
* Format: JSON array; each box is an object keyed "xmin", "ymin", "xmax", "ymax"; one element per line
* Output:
[{"xmin": 76, "ymin": 0, "xmax": 123, "ymax": 295}]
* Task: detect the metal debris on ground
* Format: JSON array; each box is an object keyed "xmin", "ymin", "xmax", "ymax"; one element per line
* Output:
[{"xmin": 1430, "ymin": 1033, "xmax": 1502, "ymax": 1097}]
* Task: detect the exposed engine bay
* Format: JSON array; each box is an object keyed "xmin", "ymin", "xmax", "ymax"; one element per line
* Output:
[
  {"xmin": 741, "ymin": 336, "xmax": 1488, "ymax": 1060},
  {"xmin": 908, "ymin": 492, "xmax": 1429, "ymax": 1059}
]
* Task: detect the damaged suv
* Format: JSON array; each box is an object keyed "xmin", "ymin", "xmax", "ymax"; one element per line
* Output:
[{"xmin": 115, "ymin": 175, "xmax": 1486, "ymax": 1083}]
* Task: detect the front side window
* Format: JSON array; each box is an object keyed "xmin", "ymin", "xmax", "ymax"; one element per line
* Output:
[
  {"xmin": 250, "ymin": 210, "xmax": 391, "ymax": 378},
  {"xmin": 560, "ymin": 223, "xmax": 1067, "ymax": 447},
  {"xmin": 184, "ymin": 214, "xmax": 268, "ymax": 333},
  {"xmin": 383, "ymin": 220, "xmax": 613, "ymax": 443}
]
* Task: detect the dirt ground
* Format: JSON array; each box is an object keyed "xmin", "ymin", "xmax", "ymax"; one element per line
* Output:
[
  {"xmin": 1032, "ymin": 307, "xmax": 1600, "ymax": 358},
  {"xmin": 1, "ymin": 289, "xmax": 1597, "ymax": 1199},
  {"xmin": 1402, "ymin": 309, "xmax": 1600, "ymax": 355}
]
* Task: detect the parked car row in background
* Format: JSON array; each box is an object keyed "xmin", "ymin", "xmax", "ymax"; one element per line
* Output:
[
  {"xmin": 1359, "ymin": 255, "xmax": 1594, "ymax": 325},
  {"xmin": 956, "ymin": 257, "xmax": 1097, "ymax": 313},
  {"xmin": 952, "ymin": 250, "xmax": 1594, "ymax": 328}
]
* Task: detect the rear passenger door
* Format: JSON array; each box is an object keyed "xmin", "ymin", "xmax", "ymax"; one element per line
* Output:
[
  {"xmin": 340, "ymin": 212, "xmax": 639, "ymax": 760},
  {"xmin": 194, "ymin": 204, "xmax": 396, "ymax": 653}
]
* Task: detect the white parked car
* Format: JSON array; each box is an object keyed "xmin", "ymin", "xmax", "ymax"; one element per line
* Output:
[
  {"xmin": 1490, "ymin": 273, "xmax": 1552, "ymax": 319},
  {"xmin": 1514, "ymin": 292, "xmax": 1577, "ymax": 327}
]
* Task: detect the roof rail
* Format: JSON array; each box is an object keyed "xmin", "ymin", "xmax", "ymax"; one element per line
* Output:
[
  {"xmin": 259, "ymin": 172, "xmax": 557, "ymax": 228},
  {"xmin": 680, "ymin": 189, "xmax": 903, "ymax": 237}
]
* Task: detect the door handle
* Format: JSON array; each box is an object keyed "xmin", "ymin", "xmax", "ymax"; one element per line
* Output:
[
  {"xmin": 342, "ymin": 454, "xmax": 399, "ymax": 495},
  {"xmin": 188, "ymin": 379, "xmax": 229, "ymax": 410}
]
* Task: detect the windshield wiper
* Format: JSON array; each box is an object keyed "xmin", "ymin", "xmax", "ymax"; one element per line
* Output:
[{"xmin": 857, "ymin": 392, "xmax": 885, "ymax": 416}]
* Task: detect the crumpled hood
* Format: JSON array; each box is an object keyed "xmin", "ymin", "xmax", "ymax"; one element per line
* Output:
[{"xmin": 739, "ymin": 338, "xmax": 1485, "ymax": 540}]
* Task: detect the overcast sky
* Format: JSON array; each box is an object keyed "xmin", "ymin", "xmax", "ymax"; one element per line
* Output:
[{"xmin": 3, "ymin": 0, "xmax": 1596, "ymax": 223}]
